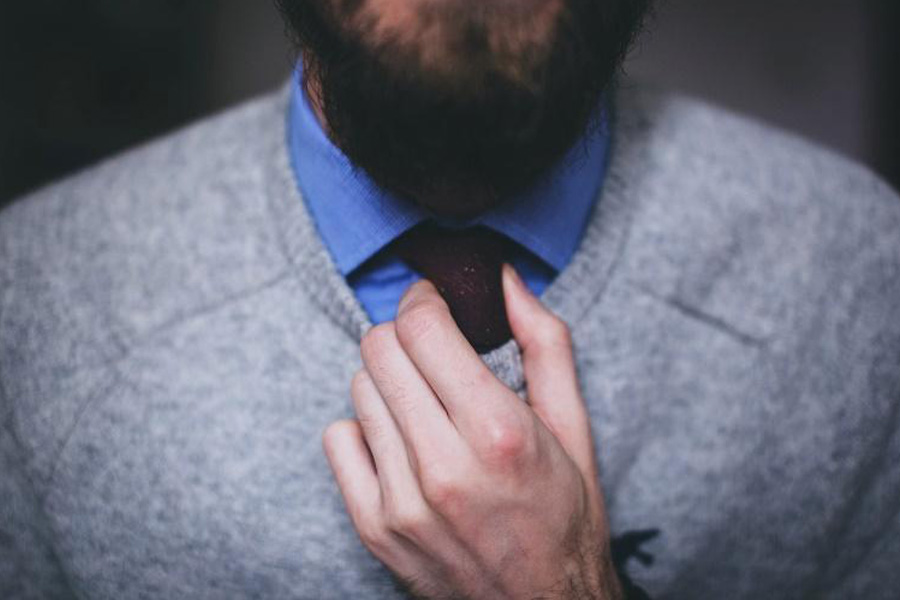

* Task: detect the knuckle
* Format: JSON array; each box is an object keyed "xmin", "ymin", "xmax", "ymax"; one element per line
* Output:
[
  {"xmin": 386, "ymin": 501, "xmax": 430, "ymax": 538},
  {"xmin": 357, "ymin": 520, "xmax": 389, "ymax": 554},
  {"xmin": 395, "ymin": 299, "xmax": 447, "ymax": 348},
  {"xmin": 355, "ymin": 412, "xmax": 387, "ymax": 443},
  {"xmin": 350, "ymin": 369, "xmax": 373, "ymax": 400},
  {"xmin": 420, "ymin": 468, "xmax": 465, "ymax": 515},
  {"xmin": 472, "ymin": 366, "xmax": 501, "ymax": 393},
  {"xmin": 348, "ymin": 383, "xmax": 385, "ymax": 439},
  {"xmin": 479, "ymin": 415, "xmax": 532, "ymax": 466},
  {"xmin": 350, "ymin": 377, "xmax": 377, "ymax": 419},
  {"xmin": 537, "ymin": 313, "xmax": 572, "ymax": 349},
  {"xmin": 322, "ymin": 419, "xmax": 353, "ymax": 451}
]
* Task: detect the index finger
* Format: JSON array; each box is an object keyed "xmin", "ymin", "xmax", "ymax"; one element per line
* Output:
[{"xmin": 394, "ymin": 280, "xmax": 521, "ymax": 435}]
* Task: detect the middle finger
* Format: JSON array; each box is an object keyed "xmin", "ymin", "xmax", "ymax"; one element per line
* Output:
[{"xmin": 360, "ymin": 323, "xmax": 462, "ymax": 468}]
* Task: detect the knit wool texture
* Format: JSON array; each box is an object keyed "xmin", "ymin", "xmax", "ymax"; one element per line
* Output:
[{"xmin": 2, "ymin": 81, "xmax": 900, "ymax": 599}]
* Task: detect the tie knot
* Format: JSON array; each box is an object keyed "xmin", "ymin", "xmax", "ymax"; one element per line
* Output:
[{"xmin": 393, "ymin": 223, "xmax": 514, "ymax": 353}]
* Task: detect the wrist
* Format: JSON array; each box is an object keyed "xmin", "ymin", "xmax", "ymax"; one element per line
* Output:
[{"xmin": 537, "ymin": 541, "xmax": 624, "ymax": 600}]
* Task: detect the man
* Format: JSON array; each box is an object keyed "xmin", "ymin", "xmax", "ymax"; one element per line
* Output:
[{"xmin": 1, "ymin": 0, "xmax": 899, "ymax": 598}]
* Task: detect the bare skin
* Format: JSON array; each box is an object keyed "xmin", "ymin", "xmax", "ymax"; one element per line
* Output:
[
  {"xmin": 321, "ymin": 0, "xmax": 565, "ymax": 85},
  {"xmin": 323, "ymin": 265, "xmax": 623, "ymax": 599}
]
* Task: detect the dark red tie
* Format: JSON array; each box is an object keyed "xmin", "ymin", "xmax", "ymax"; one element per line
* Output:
[{"xmin": 393, "ymin": 222, "xmax": 514, "ymax": 353}]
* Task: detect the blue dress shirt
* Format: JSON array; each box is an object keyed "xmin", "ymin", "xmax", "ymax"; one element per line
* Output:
[{"xmin": 287, "ymin": 66, "xmax": 611, "ymax": 324}]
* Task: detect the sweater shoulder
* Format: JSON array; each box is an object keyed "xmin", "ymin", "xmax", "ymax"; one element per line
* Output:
[
  {"xmin": 614, "ymin": 83, "xmax": 900, "ymax": 348},
  {"xmin": 0, "ymin": 85, "xmax": 293, "ymax": 367},
  {"xmin": 0, "ymin": 85, "xmax": 299, "ymax": 491},
  {"xmin": 3, "ymin": 84, "xmax": 290, "ymax": 226},
  {"xmin": 615, "ymin": 82, "xmax": 900, "ymax": 228},
  {"xmin": 611, "ymin": 88, "xmax": 900, "ymax": 589}
]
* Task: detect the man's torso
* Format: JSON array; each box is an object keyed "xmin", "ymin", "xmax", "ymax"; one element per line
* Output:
[{"xmin": 2, "ymin": 82, "xmax": 899, "ymax": 599}]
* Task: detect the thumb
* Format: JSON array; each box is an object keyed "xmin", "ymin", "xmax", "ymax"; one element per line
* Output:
[{"xmin": 502, "ymin": 264, "xmax": 598, "ymax": 476}]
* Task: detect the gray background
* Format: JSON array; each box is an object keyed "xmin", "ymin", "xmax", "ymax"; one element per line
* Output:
[{"xmin": 1, "ymin": 0, "xmax": 897, "ymax": 210}]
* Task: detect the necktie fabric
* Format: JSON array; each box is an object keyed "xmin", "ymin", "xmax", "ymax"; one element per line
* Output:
[{"xmin": 393, "ymin": 223, "xmax": 515, "ymax": 353}]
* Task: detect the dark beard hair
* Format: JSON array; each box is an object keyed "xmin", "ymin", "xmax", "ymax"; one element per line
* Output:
[{"xmin": 275, "ymin": 0, "xmax": 651, "ymax": 217}]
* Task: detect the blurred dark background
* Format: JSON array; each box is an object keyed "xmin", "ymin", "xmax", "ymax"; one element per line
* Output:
[{"xmin": 1, "ymin": 0, "xmax": 898, "ymax": 210}]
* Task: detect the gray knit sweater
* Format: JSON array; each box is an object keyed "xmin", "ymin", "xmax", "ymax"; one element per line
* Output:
[{"xmin": 2, "ymin": 81, "xmax": 899, "ymax": 600}]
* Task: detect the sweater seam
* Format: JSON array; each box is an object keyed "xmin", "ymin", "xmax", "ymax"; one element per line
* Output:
[
  {"xmin": 626, "ymin": 281, "xmax": 769, "ymax": 350},
  {"xmin": 0, "ymin": 266, "xmax": 79, "ymax": 595}
]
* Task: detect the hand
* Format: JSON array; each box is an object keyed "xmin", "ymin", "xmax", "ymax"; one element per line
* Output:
[{"xmin": 323, "ymin": 265, "xmax": 623, "ymax": 599}]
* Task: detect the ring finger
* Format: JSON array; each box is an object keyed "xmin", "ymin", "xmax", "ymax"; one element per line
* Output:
[{"xmin": 351, "ymin": 369, "xmax": 423, "ymax": 507}]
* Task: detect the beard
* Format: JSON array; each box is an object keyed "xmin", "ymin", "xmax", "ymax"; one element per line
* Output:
[{"xmin": 276, "ymin": 0, "xmax": 651, "ymax": 217}]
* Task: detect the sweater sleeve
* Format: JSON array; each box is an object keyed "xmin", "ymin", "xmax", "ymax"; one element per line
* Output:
[
  {"xmin": 0, "ymin": 417, "xmax": 75, "ymax": 599},
  {"xmin": 815, "ymin": 432, "xmax": 900, "ymax": 599},
  {"xmin": 0, "ymin": 207, "xmax": 75, "ymax": 599},
  {"xmin": 813, "ymin": 180, "xmax": 900, "ymax": 599}
]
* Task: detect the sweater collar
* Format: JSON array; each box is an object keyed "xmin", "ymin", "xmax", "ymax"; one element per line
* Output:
[{"xmin": 287, "ymin": 65, "xmax": 611, "ymax": 276}]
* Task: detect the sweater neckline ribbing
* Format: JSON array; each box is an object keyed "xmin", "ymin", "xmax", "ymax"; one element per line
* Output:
[{"xmin": 263, "ymin": 79, "xmax": 644, "ymax": 390}]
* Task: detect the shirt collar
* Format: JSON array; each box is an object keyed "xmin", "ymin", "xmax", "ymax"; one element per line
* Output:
[{"xmin": 288, "ymin": 65, "xmax": 611, "ymax": 275}]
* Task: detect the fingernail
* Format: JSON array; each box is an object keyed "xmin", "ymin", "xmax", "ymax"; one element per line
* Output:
[
  {"xmin": 397, "ymin": 277, "xmax": 433, "ymax": 313},
  {"xmin": 397, "ymin": 280, "xmax": 419, "ymax": 313},
  {"xmin": 503, "ymin": 263, "xmax": 530, "ymax": 295}
]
